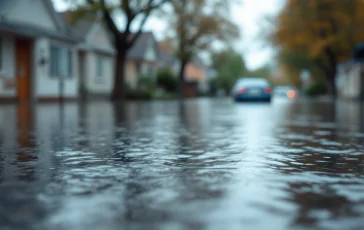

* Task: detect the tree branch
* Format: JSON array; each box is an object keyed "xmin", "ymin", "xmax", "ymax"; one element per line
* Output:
[
  {"xmin": 134, "ymin": 0, "xmax": 170, "ymax": 16},
  {"xmin": 99, "ymin": 0, "xmax": 120, "ymax": 38}
]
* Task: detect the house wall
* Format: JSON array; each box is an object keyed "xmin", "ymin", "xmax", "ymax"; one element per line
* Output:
[
  {"xmin": 337, "ymin": 64, "xmax": 362, "ymax": 99},
  {"xmin": 34, "ymin": 38, "xmax": 78, "ymax": 99},
  {"xmin": 6, "ymin": 0, "xmax": 57, "ymax": 31},
  {"xmin": 185, "ymin": 63, "xmax": 208, "ymax": 92},
  {"xmin": 125, "ymin": 61, "xmax": 138, "ymax": 89},
  {"xmin": 79, "ymin": 21, "xmax": 116, "ymax": 97},
  {"xmin": 83, "ymin": 51, "xmax": 114, "ymax": 96},
  {"xmin": 0, "ymin": 33, "xmax": 16, "ymax": 98}
]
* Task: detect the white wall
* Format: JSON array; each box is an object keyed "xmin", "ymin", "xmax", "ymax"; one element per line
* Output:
[
  {"xmin": 84, "ymin": 51, "xmax": 114, "ymax": 95},
  {"xmin": 125, "ymin": 61, "xmax": 138, "ymax": 89},
  {"xmin": 6, "ymin": 0, "xmax": 57, "ymax": 31},
  {"xmin": 0, "ymin": 33, "xmax": 16, "ymax": 97},
  {"xmin": 337, "ymin": 64, "xmax": 362, "ymax": 99},
  {"xmin": 34, "ymin": 38, "xmax": 78, "ymax": 99},
  {"xmin": 79, "ymin": 22, "xmax": 115, "ymax": 96}
]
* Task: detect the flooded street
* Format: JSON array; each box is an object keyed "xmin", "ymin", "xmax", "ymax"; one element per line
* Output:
[{"xmin": 1, "ymin": 98, "xmax": 364, "ymax": 230}]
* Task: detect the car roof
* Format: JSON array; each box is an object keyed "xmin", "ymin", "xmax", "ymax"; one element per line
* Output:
[
  {"xmin": 236, "ymin": 77, "xmax": 270, "ymax": 85},
  {"xmin": 275, "ymin": 86, "xmax": 296, "ymax": 89}
]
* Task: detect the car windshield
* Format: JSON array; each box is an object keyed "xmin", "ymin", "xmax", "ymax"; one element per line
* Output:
[{"xmin": 236, "ymin": 78, "xmax": 270, "ymax": 87}]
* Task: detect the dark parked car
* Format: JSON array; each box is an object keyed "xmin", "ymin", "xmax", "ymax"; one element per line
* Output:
[{"xmin": 231, "ymin": 78, "xmax": 272, "ymax": 102}]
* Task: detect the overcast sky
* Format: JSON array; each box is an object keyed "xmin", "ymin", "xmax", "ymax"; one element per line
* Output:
[{"xmin": 53, "ymin": 0, "xmax": 284, "ymax": 70}]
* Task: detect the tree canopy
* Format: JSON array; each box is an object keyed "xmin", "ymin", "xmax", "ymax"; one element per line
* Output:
[
  {"xmin": 269, "ymin": 0, "xmax": 364, "ymax": 96},
  {"xmin": 210, "ymin": 49, "xmax": 247, "ymax": 91},
  {"xmin": 164, "ymin": 0, "xmax": 240, "ymax": 96}
]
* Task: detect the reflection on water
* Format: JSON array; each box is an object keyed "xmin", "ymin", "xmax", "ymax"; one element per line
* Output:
[{"xmin": 0, "ymin": 98, "xmax": 364, "ymax": 230}]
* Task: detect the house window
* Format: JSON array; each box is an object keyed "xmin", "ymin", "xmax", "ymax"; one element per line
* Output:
[
  {"xmin": 50, "ymin": 44, "xmax": 73, "ymax": 78},
  {"xmin": 95, "ymin": 55, "xmax": 104, "ymax": 83}
]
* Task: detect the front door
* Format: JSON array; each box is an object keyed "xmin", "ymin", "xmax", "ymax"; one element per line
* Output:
[{"xmin": 16, "ymin": 39, "xmax": 32, "ymax": 102}]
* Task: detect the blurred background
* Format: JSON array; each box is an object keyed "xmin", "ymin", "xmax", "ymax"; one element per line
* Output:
[{"xmin": 1, "ymin": 1, "xmax": 364, "ymax": 230}]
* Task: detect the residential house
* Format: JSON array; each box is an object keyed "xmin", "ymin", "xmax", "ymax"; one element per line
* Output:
[
  {"xmin": 157, "ymin": 38, "xmax": 211, "ymax": 95},
  {"xmin": 185, "ymin": 57, "xmax": 209, "ymax": 93},
  {"xmin": 126, "ymin": 32, "xmax": 160, "ymax": 89},
  {"xmin": 61, "ymin": 11, "xmax": 116, "ymax": 99},
  {"xmin": 0, "ymin": 0, "xmax": 79, "ymax": 102}
]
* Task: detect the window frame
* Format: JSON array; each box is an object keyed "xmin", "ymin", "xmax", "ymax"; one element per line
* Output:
[{"xmin": 49, "ymin": 43, "xmax": 73, "ymax": 78}]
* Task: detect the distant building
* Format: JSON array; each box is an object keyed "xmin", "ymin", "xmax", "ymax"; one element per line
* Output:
[
  {"xmin": 125, "ymin": 32, "xmax": 160, "ymax": 89},
  {"xmin": 184, "ymin": 57, "xmax": 209, "ymax": 93},
  {"xmin": 157, "ymin": 41, "xmax": 179, "ymax": 75}
]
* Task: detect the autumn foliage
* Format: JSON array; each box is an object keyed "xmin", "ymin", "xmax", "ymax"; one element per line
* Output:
[{"xmin": 270, "ymin": 0, "xmax": 364, "ymax": 96}]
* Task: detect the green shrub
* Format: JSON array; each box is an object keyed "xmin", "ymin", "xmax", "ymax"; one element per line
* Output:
[
  {"xmin": 127, "ymin": 88, "xmax": 153, "ymax": 100},
  {"xmin": 304, "ymin": 83, "xmax": 327, "ymax": 96},
  {"xmin": 198, "ymin": 91, "xmax": 212, "ymax": 97},
  {"xmin": 138, "ymin": 74, "xmax": 155, "ymax": 89},
  {"xmin": 156, "ymin": 68, "xmax": 178, "ymax": 92}
]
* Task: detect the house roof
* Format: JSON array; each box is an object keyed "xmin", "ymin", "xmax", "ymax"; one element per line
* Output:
[
  {"xmin": 60, "ymin": 10, "xmax": 99, "ymax": 39},
  {"xmin": 0, "ymin": 0, "xmax": 16, "ymax": 16},
  {"xmin": 0, "ymin": 0, "xmax": 76, "ymax": 42},
  {"xmin": 0, "ymin": 19, "xmax": 77, "ymax": 42},
  {"xmin": 127, "ymin": 32, "xmax": 159, "ymax": 60}
]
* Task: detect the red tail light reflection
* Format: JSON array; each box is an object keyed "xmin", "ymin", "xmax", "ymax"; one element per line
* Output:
[
  {"xmin": 237, "ymin": 88, "xmax": 247, "ymax": 93},
  {"xmin": 264, "ymin": 87, "xmax": 272, "ymax": 94},
  {"xmin": 287, "ymin": 90, "xmax": 296, "ymax": 98}
]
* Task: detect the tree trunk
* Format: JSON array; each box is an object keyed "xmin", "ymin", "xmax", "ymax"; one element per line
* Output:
[
  {"xmin": 111, "ymin": 49, "xmax": 127, "ymax": 101},
  {"xmin": 324, "ymin": 48, "xmax": 337, "ymax": 99},
  {"xmin": 178, "ymin": 59, "xmax": 187, "ymax": 99},
  {"xmin": 326, "ymin": 70, "xmax": 337, "ymax": 99}
]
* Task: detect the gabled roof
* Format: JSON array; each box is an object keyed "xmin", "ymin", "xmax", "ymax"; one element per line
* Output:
[
  {"xmin": 0, "ymin": 0, "xmax": 76, "ymax": 42},
  {"xmin": 0, "ymin": 20, "xmax": 76, "ymax": 42},
  {"xmin": 0, "ymin": 0, "xmax": 15, "ymax": 16},
  {"xmin": 44, "ymin": 0, "xmax": 68, "ymax": 32},
  {"xmin": 60, "ymin": 10, "xmax": 99, "ymax": 39},
  {"xmin": 127, "ymin": 32, "xmax": 159, "ymax": 60}
]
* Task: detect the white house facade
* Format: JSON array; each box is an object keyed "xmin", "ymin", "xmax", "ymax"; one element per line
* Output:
[
  {"xmin": 62, "ymin": 11, "xmax": 116, "ymax": 99},
  {"xmin": 0, "ymin": 0, "xmax": 79, "ymax": 102},
  {"xmin": 336, "ymin": 60, "xmax": 363, "ymax": 100}
]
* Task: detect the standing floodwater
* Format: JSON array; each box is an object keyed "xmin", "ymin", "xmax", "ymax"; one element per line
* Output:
[{"xmin": 0, "ymin": 98, "xmax": 364, "ymax": 230}]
